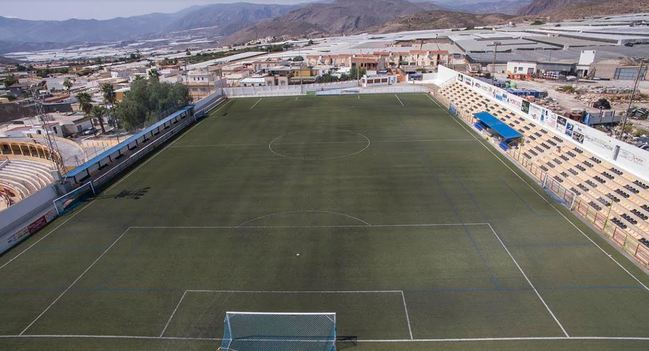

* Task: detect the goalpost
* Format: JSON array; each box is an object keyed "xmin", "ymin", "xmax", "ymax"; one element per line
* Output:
[
  {"xmin": 220, "ymin": 312, "xmax": 336, "ymax": 351},
  {"xmin": 52, "ymin": 181, "xmax": 96, "ymax": 215},
  {"xmin": 541, "ymin": 174, "xmax": 577, "ymax": 210}
]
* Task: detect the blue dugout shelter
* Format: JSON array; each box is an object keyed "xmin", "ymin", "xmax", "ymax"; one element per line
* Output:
[{"xmin": 473, "ymin": 111, "xmax": 523, "ymax": 150}]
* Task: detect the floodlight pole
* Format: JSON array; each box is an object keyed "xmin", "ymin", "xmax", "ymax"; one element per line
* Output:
[
  {"xmin": 618, "ymin": 60, "xmax": 644, "ymax": 140},
  {"xmin": 492, "ymin": 41, "xmax": 501, "ymax": 83},
  {"xmin": 31, "ymin": 86, "xmax": 63, "ymax": 180}
]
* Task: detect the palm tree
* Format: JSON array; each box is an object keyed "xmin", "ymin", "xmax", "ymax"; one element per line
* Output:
[
  {"xmin": 76, "ymin": 92, "xmax": 93, "ymax": 115},
  {"xmin": 63, "ymin": 78, "xmax": 73, "ymax": 92},
  {"xmin": 100, "ymin": 83, "xmax": 116, "ymax": 106},
  {"xmin": 76, "ymin": 92, "xmax": 100, "ymax": 132},
  {"xmin": 91, "ymin": 105, "xmax": 107, "ymax": 134}
]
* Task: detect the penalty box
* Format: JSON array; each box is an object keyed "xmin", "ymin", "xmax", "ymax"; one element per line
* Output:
[{"xmin": 29, "ymin": 224, "xmax": 562, "ymax": 339}]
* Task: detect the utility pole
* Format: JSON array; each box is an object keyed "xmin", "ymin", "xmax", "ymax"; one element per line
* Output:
[{"xmin": 618, "ymin": 60, "xmax": 645, "ymax": 140}]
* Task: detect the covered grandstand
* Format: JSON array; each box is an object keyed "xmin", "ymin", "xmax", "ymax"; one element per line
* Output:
[{"xmin": 472, "ymin": 111, "xmax": 523, "ymax": 150}]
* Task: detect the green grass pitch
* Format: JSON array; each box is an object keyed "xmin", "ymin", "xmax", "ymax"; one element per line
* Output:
[{"xmin": 0, "ymin": 94, "xmax": 647, "ymax": 351}]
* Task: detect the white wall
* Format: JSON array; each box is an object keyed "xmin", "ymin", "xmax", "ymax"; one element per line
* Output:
[
  {"xmin": 507, "ymin": 61, "xmax": 537, "ymax": 75},
  {"xmin": 0, "ymin": 185, "xmax": 57, "ymax": 253}
]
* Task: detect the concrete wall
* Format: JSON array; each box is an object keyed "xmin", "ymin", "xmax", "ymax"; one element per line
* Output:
[{"xmin": 0, "ymin": 185, "xmax": 57, "ymax": 254}]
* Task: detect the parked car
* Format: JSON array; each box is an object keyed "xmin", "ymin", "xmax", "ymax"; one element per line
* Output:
[{"xmin": 81, "ymin": 127, "xmax": 97, "ymax": 136}]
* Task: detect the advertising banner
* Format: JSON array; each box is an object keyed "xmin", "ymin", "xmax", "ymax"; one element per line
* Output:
[{"xmin": 451, "ymin": 69, "xmax": 649, "ymax": 181}]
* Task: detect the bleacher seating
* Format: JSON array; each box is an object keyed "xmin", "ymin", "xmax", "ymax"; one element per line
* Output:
[
  {"xmin": 439, "ymin": 81, "xmax": 649, "ymax": 245},
  {"xmin": 0, "ymin": 158, "xmax": 56, "ymax": 207}
]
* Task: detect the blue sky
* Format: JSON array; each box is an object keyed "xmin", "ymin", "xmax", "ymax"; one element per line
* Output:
[{"xmin": 0, "ymin": 0, "xmax": 313, "ymax": 21}]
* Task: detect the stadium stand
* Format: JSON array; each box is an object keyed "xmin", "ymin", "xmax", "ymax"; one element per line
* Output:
[
  {"xmin": 438, "ymin": 81, "xmax": 649, "ymax": 264},
  {"xmin": 0, "ymin": 138, "xmax": 60, "ymax": 210},
  {"xmin": 0, "ymin": 157, "xmax": 56, "ymax": 208}
]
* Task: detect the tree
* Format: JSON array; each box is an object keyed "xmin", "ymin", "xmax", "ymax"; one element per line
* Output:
[
  {"xmin": 76, "ymin": 92, "xmax": 93, "ymax": 115},
  {"xmin": 315, "ymin": 73, "xmax": 340, "ymax": 83},
  {"xmin": 63, "ymin": 78, "xmax": 73, "ymax": 91},
  {"xmin": 100, "ymin": 83, "xmax": 116, "ymax": 106},
  {"xmin": 148, "ymin": 68, "xmax": 160, "ymax": 81},
  {"xmin": 349, "ymin": 66, "xmax": 367, "ymax": 80},
  {"xmin": 91, "ymin": 105, "xmax": 108, "ymax": 133},
  {"xmin": 3, "ymin": 74, "xmax": 18, "ymax": 87},
  {"xmin": 113, "ymin": 79, "xmax": 190, "ymax": 131},
  {"xmin": 593, "ymin": 98, "xmax": 611, "ymax": 110}
]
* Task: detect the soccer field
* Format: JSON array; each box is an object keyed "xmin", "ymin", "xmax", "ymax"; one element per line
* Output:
[{"xmin": 0, "ymin": 94, "xmax": 648, "ymax": 351}]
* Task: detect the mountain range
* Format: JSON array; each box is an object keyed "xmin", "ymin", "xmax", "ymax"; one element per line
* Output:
[
  {"xmin": 1, "ymin": 0, "xmax": 648, "ymax": 55},
  {"xmin": 518, "ymin": 0, "xmax": 649, "ymax": 18},
  {"xmin": 224, "ymin": 0, "xmax": 441, "ymax": 44},
  {"xmin": 0, "ymin": 2, "xmax": 295, "ymax": 53}
]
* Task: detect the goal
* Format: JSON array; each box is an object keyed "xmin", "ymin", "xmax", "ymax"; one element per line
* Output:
[
  {"xmin": 541, "ymin": 174, "xmax": 577, "ymax": 209},
  {"xmin": 220, "ymin": 312, "xmax": 336, "ymax": 351},
  {"xmin": 53, "ymin": 181, "xmax": 96, "ymax": 215}
]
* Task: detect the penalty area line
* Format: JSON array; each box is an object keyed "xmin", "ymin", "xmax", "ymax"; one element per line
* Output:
[
  {"xmin": 3, "ymin": 335, "xmax": 649, "ymax": 342},
  {"xmin": 425, "ymin": 94, "xmax": 649, "ymax": 292},
  {"xmin": 486, "ymin": 224, "xmax": 569, "ymax": 338}
]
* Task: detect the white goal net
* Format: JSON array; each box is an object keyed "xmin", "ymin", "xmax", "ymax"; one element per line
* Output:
[{"xmin": 220, "ymin": 312, "xmax": 336, "ymax": 351}]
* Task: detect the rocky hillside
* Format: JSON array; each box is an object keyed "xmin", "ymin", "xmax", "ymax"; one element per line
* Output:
[
  {"xmin": 225, "ymin": 0, "xmax": 439, "ymax": 44},
  {"xmin": 432, "ymin": 0, "xmax": 531, "ymax": 15},
  {"xmin": 376, "ymin": 10, "xmax": 512, "ymax": 33},
  {"xmin": 518, "ymin": 0, "xmax": 649, "ymax": 18}
]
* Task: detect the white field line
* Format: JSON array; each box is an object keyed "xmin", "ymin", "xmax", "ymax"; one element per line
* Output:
[
  {"xmin": 162, "ymin": 289, "xmax": 409, "ymax": 341},
  {"xmin": 131, "ymin": 222, "xmax": 490, "ymax": 230},
  {"xmin": 1, "ymin": 335, "xmax": 649, "ymax": 342},
  {"xmin": 0, "ymin": 334, "xmax": 219, "ymax": 341},
  {"xmin": 486, "ymin": 224, "xmax": 569, "ymax": 338},
  {"xmin": 20, "ymin": 227, "xmax": 132, "ymax": 335},
  {"xmin": 250, "ymin": 98, "xmax": 262, "ymax": 110},
  {"xmin": 395, "ymin": 94, "xmax": 405, "ymax": 107},
  {"xmin": 426, "ymin": 94, "xmax": 649, "ymax": 292},
  {"xmin": 236, "ymin": 210, "xmax": 371, "ymax": 227},
  {"xmin": 0, "ymin": 100, "xmax": 233, "ymax": 274},
  {"xmin": 0, "ymin": 201, "xmax": 94, "ymax": 272},
  {"xmin": 169, "ymin": 139, "xmax": 474, "ymax": 149},
  {"xmin": 358, "ymin": 336, "xmax": 649, "ymax": 342},
  {"xmin": 159, "ymin": 290, "xmax": 188, "ymax": 337},
  {"xmin": 187, "ymin": 289, "xmax": 403, "ymax": 294},
  {"xmin": 400, "ymin": 291, "xmax": 414, "ymax": 340}
]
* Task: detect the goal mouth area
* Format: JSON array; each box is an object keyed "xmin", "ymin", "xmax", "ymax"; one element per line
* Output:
[{"xmin": 221, "ymin": 311, "xmax": 337, "ymax": 351}]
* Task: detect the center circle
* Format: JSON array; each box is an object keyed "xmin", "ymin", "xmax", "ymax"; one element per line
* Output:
[{"xmin": 268, "ymin": 129, "xmax": 370, "ymax": 160}]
